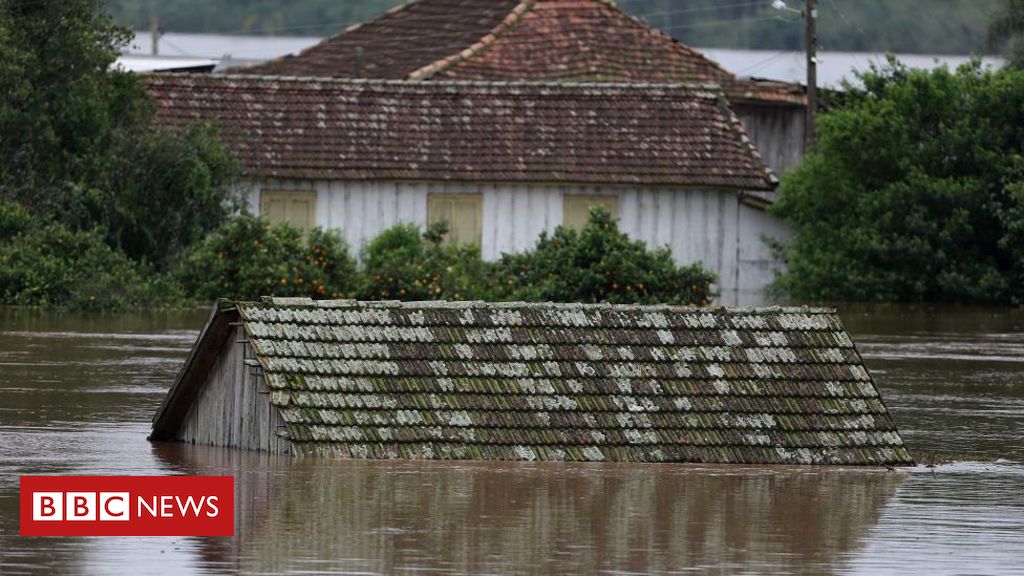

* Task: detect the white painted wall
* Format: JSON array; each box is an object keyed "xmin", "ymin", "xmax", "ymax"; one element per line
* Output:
[{"xmin": 247, "ymin": 179, "xmax": 791, "ymax": 305}]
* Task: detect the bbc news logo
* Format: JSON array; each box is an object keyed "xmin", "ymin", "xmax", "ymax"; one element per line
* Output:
[{"xmin": 20, "ymin": 476, "xmax": 233, "ymax": 536}]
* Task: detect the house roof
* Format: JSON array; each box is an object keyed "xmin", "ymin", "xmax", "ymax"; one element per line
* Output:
[
  {"xmin": 237, "ymin": 0, "xmax": 522, "ymax": 79},
  {"xmin": 152, "ymin": 298, "xmax": 913, "ymax": 466},
  {"xmin": 234, "ymin": 0, "xmax": 805, "ymax": 106},
  {"xmin": 144, "ymin": 75, "xmax": 777, "ymax": 190}
]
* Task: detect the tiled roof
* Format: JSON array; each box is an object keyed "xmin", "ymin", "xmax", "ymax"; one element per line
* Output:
[
  {"xmin": 413, "ymin": 0, "xmax": 805, "ymax": 105},
  {"xmin": 175, "ymin": 298, "xmax": 912, "ymax": 465},
  {"xmin": 238, "ymin": 0, "xmax": 523, "ymax": 79},
  {"xmin": 144, "ymin": 75, "xmax": 777, "ymax": 190},
  {"xmin": 233, "ymin": 0, "xmax": 805, "ymax": 106}
]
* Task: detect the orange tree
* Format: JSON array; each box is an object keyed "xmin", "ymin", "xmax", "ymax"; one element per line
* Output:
[
  {"xmin": 175, "ymin": 214, "xmax": 356, "ymax": 301},
  {"xmin": 491, "ymin": 207, "xmax": 716, "ymax": 305}
]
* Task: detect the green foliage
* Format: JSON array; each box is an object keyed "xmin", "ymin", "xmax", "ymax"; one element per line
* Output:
[
  {"xmin": 98, "ymin": 123, "xmax": 240, "ymax": 269},
  {"xmin": 357, "ymin": 222, "xmax": 493, "ymax": 301},
  {"xmin": 107, "ymin": 0, "xmax": 997, "ymax": 55},
  {"xmin": 492, "ymin": 207, "xmax": 716, "ymax": 305},
  {"xmin": 0, "ymin": 0, "xmax": 239, "ymax": 269},
  {"xmin": 0, "ymin": 202, "xmax": 180, "ymax": 311},
  {"xmin": 639, "ymin": 0, "xmax": 994, "ymax": 54},
  {"xmin": 109, "ymin": 0, "xmax": 399, "ymax": 36},
  {"xmin": 989, "ymin": 0, "xmax": 1024, "ymax": 67},
  {"xmin": 772, "ymin": 61, "xmax": 1024, "ymax": 304},
  {"xmin": 178, "ymin": 213, "xmax": 714, "ymax": 306},
  {"xmin": 0, "ymin": 0, "xmax": 137, "ymax": 193},
  {"xmin": 175, "ymin": 214, "xmax": 357, "ymax": 302}
]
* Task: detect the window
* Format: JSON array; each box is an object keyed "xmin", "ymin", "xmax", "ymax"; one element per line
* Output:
[
  {"xmin": 427, "ymin": 193, "xmax": 483, "ymax": 246},
  {"xmin": 260, "ymin": 190, "xmax": 317, "ymax": 232},
  {"xmin": 563, "ymin": 195, "xmax": 618, "ymax": 230}
]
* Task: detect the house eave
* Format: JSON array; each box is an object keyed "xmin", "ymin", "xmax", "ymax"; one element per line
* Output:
[
  {"xmin": 149, "ymin": 300, "xmax": 238, "ymax": 441},
  {"xmin": 240, "ymin": 171, "xmax": 776, "ymax": 192}
]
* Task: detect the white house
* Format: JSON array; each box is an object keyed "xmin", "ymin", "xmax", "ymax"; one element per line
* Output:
[{"xmin": 145, "ymin": 75, "xmax": 789, "ymax": 305}]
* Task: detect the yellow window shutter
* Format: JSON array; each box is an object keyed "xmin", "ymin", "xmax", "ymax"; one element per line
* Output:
[
  {"xmin": 563, "ymin": 195, "xmax": 618, "ymax": 230},
  {"xmin": 428, "ymin": 195, "xmax": 454, "ymax": 230},
  {"xmin": 261, "ymin": 190, "xmax": 317, "ymax": 233},
  {"xmin": 261, "ymin": 193, "xmax": 288, "ymax": 224},
  {"xmin": 428, "ymin": 193, "xmax": 482, "ymax": 246},
  {"xmin": 288, "ymin": 194, "xmax": 314, "ymax": 231}
]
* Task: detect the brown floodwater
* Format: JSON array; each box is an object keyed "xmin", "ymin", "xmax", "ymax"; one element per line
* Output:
[{"xmin": 0, "ymin": 306, "xmax": 1022, "ymax": 575}]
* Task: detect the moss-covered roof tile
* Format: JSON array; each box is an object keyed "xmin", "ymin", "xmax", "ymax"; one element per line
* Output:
[{"xmin": 234, "ymin": 299, "xmax": 911, "ymax": 465}]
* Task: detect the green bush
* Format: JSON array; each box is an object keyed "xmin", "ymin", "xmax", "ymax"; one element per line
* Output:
[
  {"xmin": 356, "ymin": 222, "xmax": 493, "ymax": 301},
  {"xmin": 491, "ymin": 207, "xmax": 716, "ymax": 305},
  {"xmin": 175, "ymin": 214, "xmax": 357, "ymax": 302},
  {"xmin": 772, "ymin": 61, "xmax": 1024, "ymax": 304},
  {"xmin": 0, "ymin": 201, "xmax": 180, "ymax": 311}
]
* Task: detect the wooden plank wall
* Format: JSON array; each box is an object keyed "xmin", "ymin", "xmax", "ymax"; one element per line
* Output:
[
  {"xmin": 733, "ymin": 103, "xmax": 806, "ymax": 175},
  {"xmin": 176, "ymin": 326, "xmax": 291, "ymax": 455},
  {"xmin": 249, "ymin": 179, "xmax": 790, "ymax": 305}
]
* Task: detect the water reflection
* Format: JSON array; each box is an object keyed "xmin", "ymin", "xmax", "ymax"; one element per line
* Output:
[
  {"xmin": 156, "ymin": 443, "xmax": 902, "ymax": 575},
  {"xmin": 842, "ymin": 463, "xmax": 1024, "ymax": 576},
  {"xmin": 1, "ymin": 306, "xmax": 1023, "ymax": 575}
]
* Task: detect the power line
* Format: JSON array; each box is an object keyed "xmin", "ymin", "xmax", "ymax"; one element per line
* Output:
[
  {"xmin": 142, "ymin": 2, "xmax": 779, "ymax": 38},
  {"xmin": 735, "ymin": 49, "xmax": 796, "ymax": 76},
  {"xmin": 135, "ymin": 13, "xmax": 797, "ymax": 67}
]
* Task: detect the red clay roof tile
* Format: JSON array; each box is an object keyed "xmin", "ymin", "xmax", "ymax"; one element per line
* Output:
[
  {"xmin": 237, "ymin": 0, "xmax": 523, "ymax": 78},
  {"xmin": 234, "ymin": 0, "xmax": 805, "ymax": 106},
  {"xmin": 144, "ymin": 74, "xmax": 777, "ymax": 190}
]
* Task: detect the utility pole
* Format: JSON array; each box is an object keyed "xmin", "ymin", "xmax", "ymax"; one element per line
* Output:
[
  {"xmin": 150, "ymin": 17, "xmax": 161, "ymax": 56},
  {"xmin": 805, "ymin": 0, "xmax": 817, "ymax": 150}
]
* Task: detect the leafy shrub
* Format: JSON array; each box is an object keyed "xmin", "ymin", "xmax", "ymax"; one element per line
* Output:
[
  {"xmin": 0, "ymin": 201, "xmax": 180, "ymax": 311},
  {"xmin": 356, "ymin": 222, "xmax": 493, "ymax": 301},
  {"xmin": 175, "ymin": 214, "xmax": 356, "ymax": 302},
  {"xmin": 491, "ymin": 207, "xmax": 716, "ymax": 305},
  {"xmin": 772, "ymin": 61, "xmax": 1024, "ymax": 304}
]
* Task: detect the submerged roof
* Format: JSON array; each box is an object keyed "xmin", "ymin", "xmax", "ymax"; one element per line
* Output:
[
  {"xmin": 144, "ymin": 75, "xmax": 777, "ymax": 190},
  {"xmin": 153, "ymin": 299, "xmax": 912, "ymax": 465},
  {"xmin": 234, "ymin": 0, "xmax": 805, "ymax": 106}
]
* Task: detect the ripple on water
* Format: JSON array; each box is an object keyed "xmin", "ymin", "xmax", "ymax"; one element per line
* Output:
[
  {"xmin": 1, "ymin": 309, "xmax": 1023, "ymax": 575},
  {"xmin": 841, "ymin": 462, "xmax": 1024, "ymax": 575}
]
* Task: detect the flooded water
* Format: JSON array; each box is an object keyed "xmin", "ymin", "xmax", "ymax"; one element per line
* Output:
[{"xmin": 0, "ymin": 306, "xmax": 1022, "ymax": 575}]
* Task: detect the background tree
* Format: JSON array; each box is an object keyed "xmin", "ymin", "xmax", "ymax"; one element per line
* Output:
[
  {"xmin": 107, "ymin": 0, "xmax": 998, "ymax": 56},
  {"xmin": 771, "ymin": 60, "xmax": 1024, "ymax": 304},
  {"xmin": 989, "ymin": 0, "xmax": 1024, "ymax": 67},
  {"xmin": 0, "ymin": 0, "xmax": 238, "ymax": 269}
]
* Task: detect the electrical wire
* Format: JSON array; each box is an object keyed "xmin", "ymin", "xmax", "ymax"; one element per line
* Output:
[
  {"xmin": 735, "ymin": 49, "xmax": 796, "ymax": 76},
  {"xmin": 132, "ymin": 13, "xmax": 798, "ymax": 68},
  {"xmin": 129, "ymin": 1, "xmax": 781, "ymax": 38}
]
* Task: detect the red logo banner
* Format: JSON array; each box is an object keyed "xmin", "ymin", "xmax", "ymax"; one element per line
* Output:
[{"xmin": 20, "ymin": 476, "xmax": 234, "ymax": 536}]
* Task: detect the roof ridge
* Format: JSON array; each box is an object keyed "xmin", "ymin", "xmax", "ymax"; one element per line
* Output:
[
  {"xmin": 151, "ymin": 72, "xmax": 727, "ymax": 93},
  {"xmin": 248, "ymin": 297, "xmax": 837, "ymax": 315},
  {"xmin": 407, "ymin": 0, "xmax": 740, "ymax": 85},
  {"xmin": 595, "ymin": 0, "xmax": 738, "ymax": 84},
  {"xmin": 408, "ymin": 0, "xmax": 535, "ymax": 81},
  {"xmin": 230, "ymin": 0, "xmax": 427, "ymax": 75}
]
